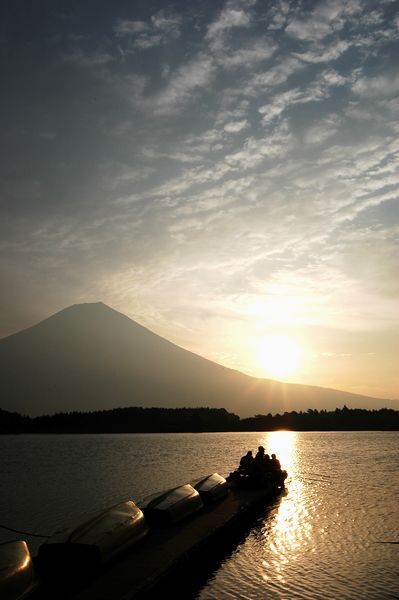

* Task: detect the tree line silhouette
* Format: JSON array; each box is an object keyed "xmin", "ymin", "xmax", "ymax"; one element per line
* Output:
[
  {"xmin": 0, "ymin": 407, "xmax": 239, "ymax": 434},
  {"xmin": 240, "ymin": 406, "xmax": 399, "ymax": 431},
  {"xmin": 0, "ymin": 405, "xmax": 398, "ymax": 434}
]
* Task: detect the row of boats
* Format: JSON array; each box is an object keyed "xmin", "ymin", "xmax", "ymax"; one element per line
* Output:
[{"xmin": 1, "ymin": 473, "xmax": 230, "ymax": 600}]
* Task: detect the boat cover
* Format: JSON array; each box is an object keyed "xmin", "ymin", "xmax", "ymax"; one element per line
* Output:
[{"xmin": 0, "ymin": 540, "xmax": 39, "ymax": 600}]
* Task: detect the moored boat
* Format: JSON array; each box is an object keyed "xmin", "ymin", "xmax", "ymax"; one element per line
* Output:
[
  {"xmin": 228, "ymin": 469, "xmax": 287, "ymax": 491},
  {"xmin": 38, "ymin": 500, "xmax": 148, "ymax": 578},
  {"xmin": 139, "ymin": 484, "xmax": 203, "ymax": 525},
  {"xmin": 193, "ymin": 473, "xmax": 229, "ymax": 503},
  {"xmin": 57, "ymin": 476, "xmax": 287, "ymax": 600},
  {"xmin": 0, "ymin": 540, "xmax": 39, "ymax": 600}
]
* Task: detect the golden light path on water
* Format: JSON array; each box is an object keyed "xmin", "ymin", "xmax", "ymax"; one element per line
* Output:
[
  {"xmin": 194, "ymin": 431, "xmax": 399, "ymax": 599},
  {"xmin": 1, "ymin": 433, "xmax": 398, "ymax": 599},
  {"xmin": 261, "ymin": 431, "xmax": 313, "ymax": 589}
]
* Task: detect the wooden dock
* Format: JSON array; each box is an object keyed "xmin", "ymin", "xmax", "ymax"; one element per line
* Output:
[{"xmin": 37, "ymin": 482, "xmax": 284, "ymax": 600}]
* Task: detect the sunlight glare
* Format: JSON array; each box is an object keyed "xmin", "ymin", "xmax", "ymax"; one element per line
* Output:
[
  {"xmin": 265, "ymin": 430, "xmax": 296, "ymax": 472},
  {"xmin": 260, "ymin": 432, "xmax": 314, "ymax": 581},
  {"xmin": 257, "ymin": 334, "xmax": 304, "ymax": 379}
]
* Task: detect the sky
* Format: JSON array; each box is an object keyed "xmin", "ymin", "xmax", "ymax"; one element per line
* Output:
[{"xmin": 1, "ymin": 0, "xmax": 398, "ymax": 400}]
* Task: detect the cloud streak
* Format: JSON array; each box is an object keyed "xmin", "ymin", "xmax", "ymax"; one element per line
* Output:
[{"xmin": 1, "ymin": 0, "xmax": 398, "ymax": 400}]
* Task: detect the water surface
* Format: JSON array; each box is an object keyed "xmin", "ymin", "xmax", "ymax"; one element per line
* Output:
[{"xmin": 0, "ymin": 431, "xmax": 398, "ymax": 598}]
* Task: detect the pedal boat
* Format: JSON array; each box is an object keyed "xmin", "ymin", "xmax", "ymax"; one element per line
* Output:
[
  {"xmin": 38, "ymin": 500, "xmax": 148, "ymax": 577},
  {"xmin": 0, "ymin": 540, "xmax": 39, "ymax": 600},
  {"xmin": 193, "ymin": 473, "xmax": 229, "ymax": 503},
  {"xmin": 139, "ymin": 484, "xmax": 203, "ymax": 525}
]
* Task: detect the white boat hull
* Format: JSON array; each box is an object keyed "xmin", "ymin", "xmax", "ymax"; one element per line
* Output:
[
  {"xmin": 39, "ymin": 500, "xmax": 148, "ymax": 576},
  {"xmin": 139, "ymin": 484, "xmax": 203, "ymax": 524},
  {"xmin": 194, "ymin": 473, "xmax": 229, "ymax": 502},
  {"xmin": 0, "ymin": 540, "xmax": 39, "ymax": 600}
]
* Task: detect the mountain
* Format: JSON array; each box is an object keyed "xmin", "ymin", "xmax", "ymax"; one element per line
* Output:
[{"xmin": 0, "ymin": 302, "xmax": 397, "ymax": 417}]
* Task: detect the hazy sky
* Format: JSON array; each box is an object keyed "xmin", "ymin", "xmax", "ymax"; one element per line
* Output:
[{"xmin": 1, "ymin": 0, "xmax": 398, "ymax": 400}]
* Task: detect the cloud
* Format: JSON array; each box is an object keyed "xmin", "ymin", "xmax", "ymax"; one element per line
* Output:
[
  {"xmin": 151, "ymin": 11, "xmax": 181, "ymax": 32},
  {"xmin": 285, "ymin": 0, "xmax": 362, "ymax": 41},
  {"xmin": 320, "ymin": 223, "xmax": 399, "ymax": 313},
  {"xmin": 2, "ymin": 0, "xmax": 399, "ymax": 400},
  {"xmin": 223, "ymin": 119, "xmax": 249, "ymax": 133},
  {"xmin": 114, "ymin": 10, "xmax": 182, "ymax": 50},
  {"xmin": 63, "ymin": 49, "xmax": 114, "ymax": 67},
  {"xmin": 223, "ymin": 119, "xmax": 295, "ymax": 170},
  {"xmin": 206, "ymin": 5, "xmax": 251, "ymax": 40},
  {"xmin": 206, "ymin": 2, "xmax": 253, "ymax": 51},
  {"xmin": 114, "ymin": 20, "xmax": 148, "ymax": 35},
  {"xmin": 215, "ymin": 98, "xmax": 250, "ymax": 127},
  {"xmin": 258, "ymin": 69, "xmax": 348, "ymax": 124},
  {"xmin": 352, "ymin": 71, "xmax": 399, "ymax": 99},
  {"xmin": 266, "ymin": 0, "xmax": 291, "ymax": 31},
  {"xmin": 98, "ymin": 162, "xmax": 155, "ymax": 193},
  {"xmin": 344, "ymin": 103, "xmax": 374, "ymax": 121},
  {"xmin": 293, "ymin": 39, "xmax": 350, "ymax": 64},
  {"xmin": 251, "ymin": 57, "xmax": 305, "ymax": 90},
  {"xmin": 298, "ymin": 69, "xmax": 348, "ymax": 102},
  {"xmin": 216, "ymin": 40, "xmax": 276, "ymax": 69},
  {"xmin": 153, "ymin": 54, "xmax": 215, "ymax": 115},
  {"xmin": 259, "ymin": 89, "xmax": 302, "ymax": 124},
  {"xmin": 378, "ymin": 97, "xmax": 399, "ymax": 119}
]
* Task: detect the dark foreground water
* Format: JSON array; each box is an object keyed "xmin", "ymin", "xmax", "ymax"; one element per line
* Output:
[{"xmin": 0, "ymin": 431, "xmax": 398, "ymax": 599}]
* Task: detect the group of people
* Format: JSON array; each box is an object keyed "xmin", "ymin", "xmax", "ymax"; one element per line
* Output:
[{"xmin": 233, "ymin": 446, "xmax": 287, "ymax": 487}]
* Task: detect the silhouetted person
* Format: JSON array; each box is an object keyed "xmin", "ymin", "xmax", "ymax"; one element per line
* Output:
[
  {"xmin": 251, "ymin": 446, "xmax": 268, "ymax": 483},
  {"xmin": 254, "ymin": 446, "xmax": 265, "ymax": 464},
  {"xmin": 239, "ymin": 450, "xmax": 254, "ymax": 474},
  {"xmin": 271, "ymin": 453, "xmax": 281, "ymax": 470}
]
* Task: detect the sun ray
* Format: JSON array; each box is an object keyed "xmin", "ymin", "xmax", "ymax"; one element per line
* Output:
[{"xmin": 257, "ymin": 334, "xmax": 304, "ymax": 379}]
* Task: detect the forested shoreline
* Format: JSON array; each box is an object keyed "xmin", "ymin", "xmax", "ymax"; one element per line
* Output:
[{"xmin": 1, "ymin": 405, "xmax": 398, "ymax": 433}]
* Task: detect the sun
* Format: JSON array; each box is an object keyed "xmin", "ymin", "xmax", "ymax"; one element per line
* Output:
[{"xmin": 257, "ymin": 334, "xmax": 304, "ymax": 379}]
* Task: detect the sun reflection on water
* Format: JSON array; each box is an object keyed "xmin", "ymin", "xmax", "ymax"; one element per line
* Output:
[
  {"xmin": 264, "ymin": 430, "xmax": 296, "ymax": 472},
  {"xmin": 261, "ymin": 431, "xmax": 314, "ymax": 588}
]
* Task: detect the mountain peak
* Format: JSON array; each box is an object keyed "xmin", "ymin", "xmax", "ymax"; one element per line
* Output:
[
  {"xmin": 0, "ymin": 304, "xmax": 396, "ymax": 417},
  {"xmin": 40, "ymin": 302, "xmax": 139, "ymax": 328},
  {"xmin": 55, "ymin": 301, "xmax": 116, "ymax": 316}
]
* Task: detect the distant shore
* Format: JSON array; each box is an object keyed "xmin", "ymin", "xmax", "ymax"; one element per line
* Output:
[{"xmin": 1, "ymin": 406, "xmax": 398, "ymax": 433}]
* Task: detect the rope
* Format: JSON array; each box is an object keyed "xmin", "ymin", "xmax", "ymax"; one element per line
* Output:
[
  {"xmin": 0, "ymin": 523, "xmax": 50, "ymax": 538},
  {"xmin": 374, "ymin": 541, "xmax": 399, "ymax": 545}
]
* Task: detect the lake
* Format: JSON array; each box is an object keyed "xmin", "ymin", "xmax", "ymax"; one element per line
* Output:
[{"xmin": 1, "ymin": 431, "xmax": 398, "ymax": 599}]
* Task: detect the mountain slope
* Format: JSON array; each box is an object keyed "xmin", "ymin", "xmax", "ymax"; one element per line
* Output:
[{"xmin": 0, "ymin": 302, "xmax": 396, "ymax": 417}]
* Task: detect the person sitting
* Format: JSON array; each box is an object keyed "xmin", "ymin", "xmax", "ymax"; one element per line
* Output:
[
  {"xmin": 234, "ymin": 448, "xmax": 287, "ymax": 488},
  {"xmin": 254, "ymin": 445, "xmax": 265, "ymax": 464},
  {"xmin": 239, "ymin": 450, "xmax": 254, "ymax": 474},
  {"xmin": 269, "ymin": 453, "xmax": 288, "ymax": 485},
  {"xmin": 270, "ymin": 453, "xmax": 281, "ymax": 470},
  {"xmin": 251, "ymin": 446, "xmax": 270, "ymax": 484}
]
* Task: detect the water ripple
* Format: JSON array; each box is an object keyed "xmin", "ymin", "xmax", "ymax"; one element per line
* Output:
[
  {"xmin": 197, "ymin": 431, "xmax": 399, "ymax": 599},
  {"xmin": 1, "ymin": 431, "xmax": 398, "ymax": 598}
]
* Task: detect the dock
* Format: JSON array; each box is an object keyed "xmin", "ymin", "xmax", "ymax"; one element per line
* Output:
[{"xmin": 37, "ymin": 482, "xmax": 284, "ymax": 600}]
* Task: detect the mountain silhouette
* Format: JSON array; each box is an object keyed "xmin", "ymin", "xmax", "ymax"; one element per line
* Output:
[{"xmin": 0, "ymin": 302, "xmax": 397, "ymax": 417}]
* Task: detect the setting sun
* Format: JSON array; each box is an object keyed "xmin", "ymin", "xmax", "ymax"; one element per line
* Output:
[{"xmin": 257, "ymin": 334, "xmax": 304, "ymax": 379}]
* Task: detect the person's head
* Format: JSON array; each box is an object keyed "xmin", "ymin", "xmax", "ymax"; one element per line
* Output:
[
  {"xmin": 258, "ymin": 446, "xmax": 265, "ymax": 453},
  {"xmin": 265, "ymin": 454, "xmax": 270, "ymax": 460},
  {"xmin": 247, "ymin": 451, "xmax": 252, "ymax": 456},
  {"xmin": 271, "ymin": 453, "xmax": 276, "ymax": 459}
]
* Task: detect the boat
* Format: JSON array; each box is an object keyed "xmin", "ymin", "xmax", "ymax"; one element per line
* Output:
[
  {"xmin": 38, "ymin": 500, "xmax": 148, "ymax": 578},
  {"xmin": 0, "ymin": 540, "xmax": 39, "ymax": 600},
  {"xmin": 61, "ymin": 475, "xmax": 287, "ymax": 600},
  {"xmin": 227, "ymin": 468, "xmax": 287, "ymax": 491},
  {"xmin": 193, "ymin": 473, "xmax": 229, "ymax": 503},
  {"xmin": 23, "ymin": 466, "xmax": 287, "ymax": 600},
  {"xmin": 138, "ymin": 484, "xmax": 204, "ymax": 525}
]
